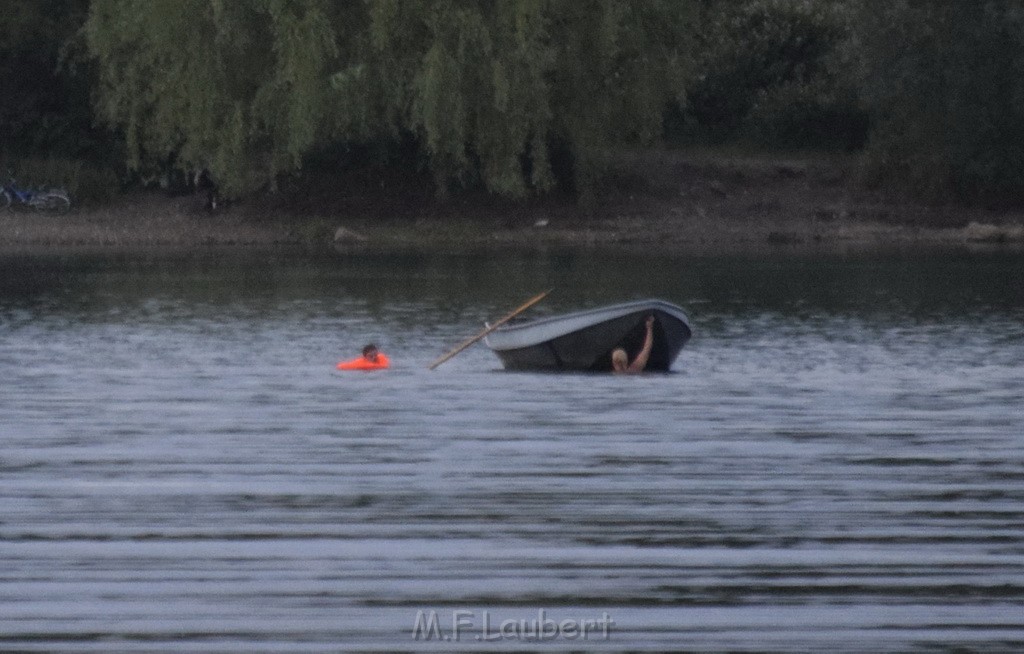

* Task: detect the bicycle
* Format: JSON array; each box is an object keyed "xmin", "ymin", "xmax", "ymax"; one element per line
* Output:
[{"xmin": 0, "ymin": 178, "xmax": 72, "ymax": 214}]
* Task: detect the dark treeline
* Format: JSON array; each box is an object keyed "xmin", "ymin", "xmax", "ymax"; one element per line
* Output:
[{"xmin": 2, "ymin": 0, "xmax": 1023, "ymax": 207}]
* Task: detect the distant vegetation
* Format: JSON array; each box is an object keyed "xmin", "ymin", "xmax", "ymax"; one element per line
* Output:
[
  {"xmin": 1, "ymin": 0, "xmax": 1023, "ymax": 207},
  {"xmin": 671, "ymin": 0, "xmax": 866, "ymax": 151},
  {"xmin": 855, "ymin": 1, "xmax": 1024, "ymax": 206}
]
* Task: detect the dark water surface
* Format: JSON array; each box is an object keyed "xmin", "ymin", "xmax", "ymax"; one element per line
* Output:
[{"xmin": 1, "ymin": 249, "xmax": 1023, "ymax": 652}]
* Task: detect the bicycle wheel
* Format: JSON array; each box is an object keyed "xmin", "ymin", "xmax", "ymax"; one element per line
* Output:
[
  {"xmin": 0, "ymin": 189, "xmax": 11, "ymax": 211},
  {"xmin": 38, "ymin": 192, "xmax": 71, "ymax": 214}
]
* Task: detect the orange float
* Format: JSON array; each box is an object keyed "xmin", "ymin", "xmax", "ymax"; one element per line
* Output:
[{"xmin": 336, "ymin": 354, "xmax": 390, "ymax": 371}]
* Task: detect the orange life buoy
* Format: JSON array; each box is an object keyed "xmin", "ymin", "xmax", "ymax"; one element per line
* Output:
[{"xmin": 336, "ymin": 354, "xmax": 390, "ymax": 371}]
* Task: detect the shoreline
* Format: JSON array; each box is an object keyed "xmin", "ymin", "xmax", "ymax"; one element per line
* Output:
[{"xmin": 3, "ymin": 150, "xmax": 1023, "ymax": 256}]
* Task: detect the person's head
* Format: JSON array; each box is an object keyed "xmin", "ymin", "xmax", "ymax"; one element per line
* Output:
[
  {"xmin": 362, "ymin": 343, "xmax": 379, "ymax": 361},
  {"xmin": 611, "ymin": 348, "xmax": 628, "ymax": 372}
]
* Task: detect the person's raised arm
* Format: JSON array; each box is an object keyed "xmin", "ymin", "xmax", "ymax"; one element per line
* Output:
[{"xmin": 627, "ymin": 316, "xmax": 656, "ymax": 373}]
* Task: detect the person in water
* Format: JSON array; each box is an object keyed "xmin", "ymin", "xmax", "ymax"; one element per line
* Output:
[
  {"xmin": 611, "ymin": 315, "xmax": 655, "ymax": 373},
  {"xmin": 337, "ymin": 343, "xmax": 390, "ymax": 370}
]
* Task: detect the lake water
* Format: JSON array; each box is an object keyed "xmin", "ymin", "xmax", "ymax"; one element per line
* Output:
[{"xmin": 1, "ymin": 248, "xmax": 1023, "ymax": 652}]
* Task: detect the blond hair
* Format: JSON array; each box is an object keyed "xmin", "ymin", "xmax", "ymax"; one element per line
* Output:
[{"xmin": 611, "ymin": 348, "xmax": 628, "ymax": 370}]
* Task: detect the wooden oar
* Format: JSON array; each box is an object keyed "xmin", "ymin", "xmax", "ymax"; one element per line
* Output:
[{"xmin": 428, "ymin": 290, "xmax": 551, "ymax": 370}]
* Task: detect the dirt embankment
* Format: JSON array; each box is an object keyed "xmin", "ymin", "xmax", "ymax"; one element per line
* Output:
[{"xmin": 2, "ymin": 150, "xmax": 1023, "ymax": 254}]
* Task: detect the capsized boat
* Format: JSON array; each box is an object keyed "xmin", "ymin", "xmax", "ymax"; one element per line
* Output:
[{"xmin": 484, "ymin": 299, "xmax": 692, "ymax": 371}]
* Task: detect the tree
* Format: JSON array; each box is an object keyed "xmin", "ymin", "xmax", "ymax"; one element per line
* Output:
[
  {"xmin": 673, "ymin": 0, "xmax": 865, "ymax": 150},
  {"xmin": 856, "ymin": 0, "xmax": 1024, "ymax": 204},
  {"xmin": 84, "ymin": 0, "xmax": 697, "ymax": 198}
]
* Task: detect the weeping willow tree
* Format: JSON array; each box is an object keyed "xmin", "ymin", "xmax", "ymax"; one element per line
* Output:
[
  {"xmin": 85, "ymin": 0, "xmax": 348, "ymax": 193},
  {"xmin": 85, "ymin": 0, "xmax": 696, "ymax": 198}
]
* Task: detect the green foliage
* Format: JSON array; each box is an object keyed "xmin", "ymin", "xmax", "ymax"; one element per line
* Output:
[
  {"xmin": 674, "ymin": 0, "xmax": 865, "ymax": 150},
  {"xmin": 12, "ymin": 0, "xmax": 1024, "ymax": 211},
  {"xmin": 85, "ymin": 0, "xmax": 347, "ymax": 195},
  {"xmin": 84, "ymin": 0, "xmax": 697, "ymax": 199},
  {"xmin": 856, "ymin": 1, "xmax": 1024, "ymax": 205}
]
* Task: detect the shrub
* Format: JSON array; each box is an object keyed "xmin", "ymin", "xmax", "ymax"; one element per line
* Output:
[
  {"xmin": 672, "ymin": 0, "xmax": 866, "ymax": 151},
  {"xmin": 856, "ymin": 1, "xmax": 1024, "ymax": 205}
]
